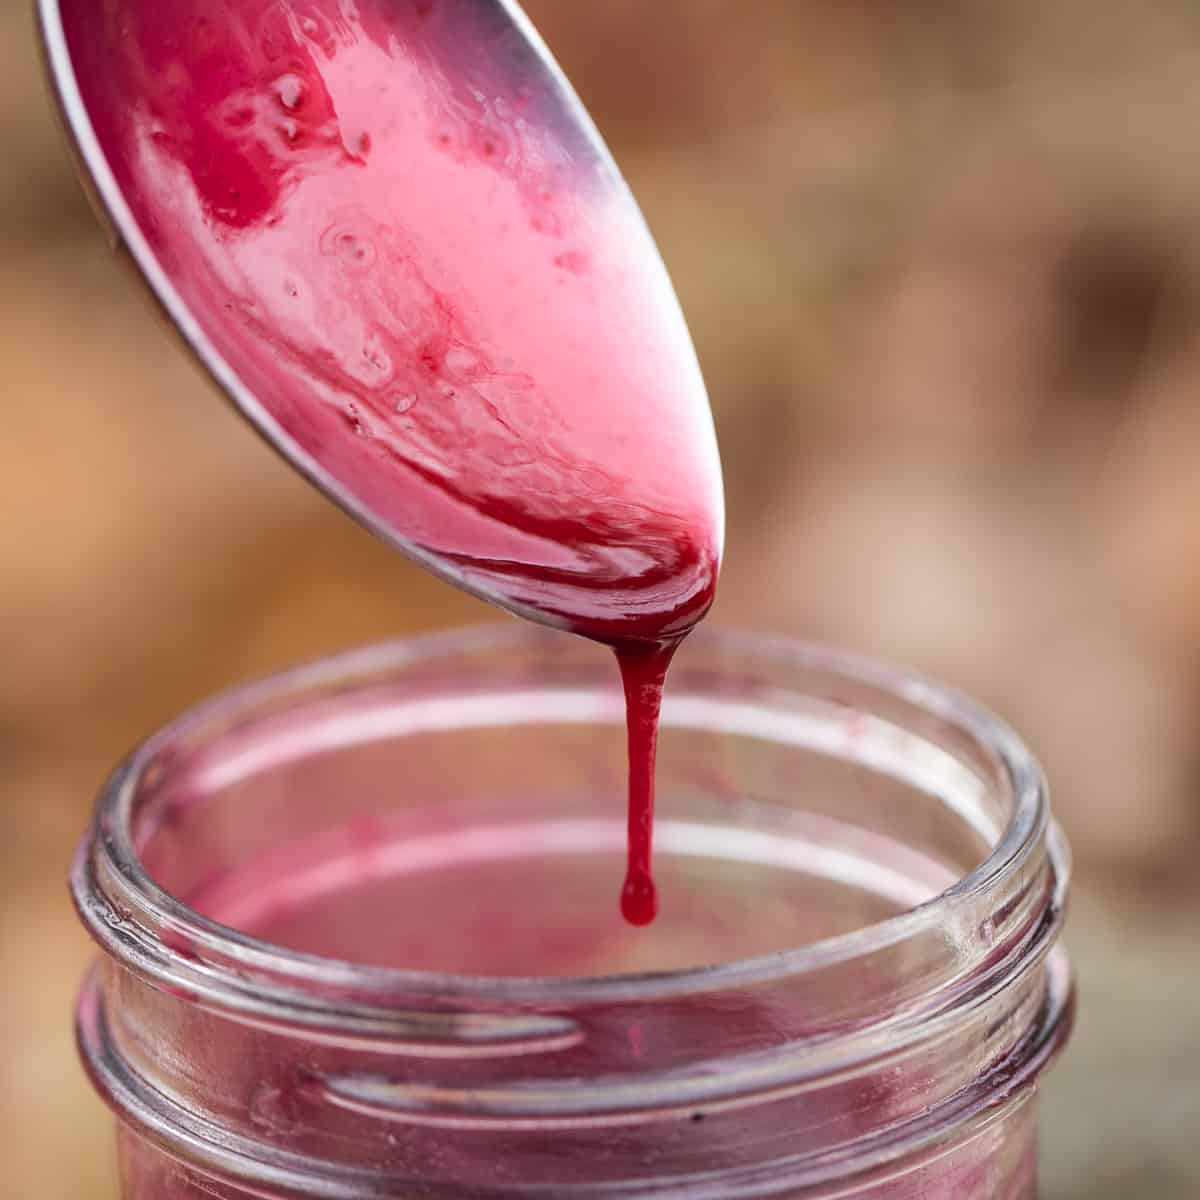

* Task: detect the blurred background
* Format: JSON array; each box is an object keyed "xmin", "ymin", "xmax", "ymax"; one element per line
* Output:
[{"xmin": 3, "ymin": 0, "xmax": 1199, "ymax": 1195}]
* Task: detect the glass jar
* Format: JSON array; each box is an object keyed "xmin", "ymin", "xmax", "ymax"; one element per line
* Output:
[{"xmin": 72, "ymin": 626, "xmax": 1073, "ymax": 1198}]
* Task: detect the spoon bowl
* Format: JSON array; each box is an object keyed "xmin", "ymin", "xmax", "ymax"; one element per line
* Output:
[{"xmin": 38, "ymin": 0, "xmax": 723, "ymax": 639}]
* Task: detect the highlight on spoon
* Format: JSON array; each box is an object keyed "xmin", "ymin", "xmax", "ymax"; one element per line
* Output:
[{"xmin": 38, "ymin": 0, "xmax": 724, "ymax": 639}]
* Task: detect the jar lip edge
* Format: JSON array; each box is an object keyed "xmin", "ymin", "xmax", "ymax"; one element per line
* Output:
[{"xmin": 79, "ymin": 623, "xmax": 1060, "ymax": 1006}]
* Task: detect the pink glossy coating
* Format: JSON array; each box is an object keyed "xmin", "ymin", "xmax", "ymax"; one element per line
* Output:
[
  {"xmin": 53, "ymin": 0, "xmax": 726, "ymax": 921},
  {"xmin": 56, "ymin": 0, "xmax": 724, "ymax": 641}
]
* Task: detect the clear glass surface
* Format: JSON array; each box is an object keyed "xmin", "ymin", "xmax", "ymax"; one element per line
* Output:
[{"xmin": 73, "ymin": 626, "xmax": 1073, "ymax": 1197}]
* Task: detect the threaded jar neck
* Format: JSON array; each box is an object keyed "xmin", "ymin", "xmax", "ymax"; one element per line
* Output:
[{"xmin": 74, "ymin": 627, "xmax": 1073, "ymax": 1198}]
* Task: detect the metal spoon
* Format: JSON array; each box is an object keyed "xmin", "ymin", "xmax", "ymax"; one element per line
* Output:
[{"xmin": 37, "ymin": 0, "xmax": 723, "ymax": 638}]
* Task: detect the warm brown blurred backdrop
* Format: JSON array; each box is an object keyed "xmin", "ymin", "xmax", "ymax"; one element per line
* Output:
[{"xmin": 4, "ymin": 1, "xmax": 1200, "ymax": 1195}]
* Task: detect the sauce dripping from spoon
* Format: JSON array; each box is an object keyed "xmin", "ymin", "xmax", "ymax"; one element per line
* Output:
[{"xmin": 51, "ymin": 0, "xmax": 723, "ymax": 922}]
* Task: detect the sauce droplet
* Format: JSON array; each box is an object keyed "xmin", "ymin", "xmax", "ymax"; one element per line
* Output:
[{"xmin": 615, "ymin": 639, "xmax": 677, "ymax": 926}]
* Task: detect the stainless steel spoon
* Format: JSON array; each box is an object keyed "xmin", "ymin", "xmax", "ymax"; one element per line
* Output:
[{"xmin": 37, "ymin": 0, "xmax": 723, "ymax": 638}]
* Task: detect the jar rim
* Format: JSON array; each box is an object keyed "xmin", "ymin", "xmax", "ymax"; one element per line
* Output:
[{"xmin": 73, "ymin": 624, "xmax": 1063, "ymax": 1007}]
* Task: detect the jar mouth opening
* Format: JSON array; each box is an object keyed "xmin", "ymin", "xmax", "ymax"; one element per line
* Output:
[{"xmin": 73, "ymin": 624, "xmax": 1065, "ymax": 1008}]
